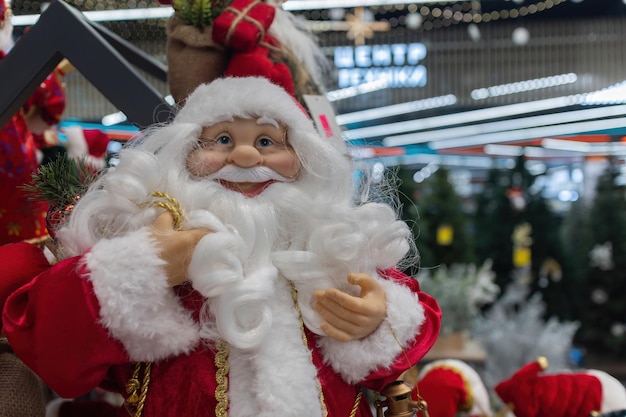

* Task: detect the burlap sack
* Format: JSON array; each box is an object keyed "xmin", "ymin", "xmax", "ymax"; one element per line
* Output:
[
  {"xmin": 165, "ymin": 16, "xmax": 229, "ymax": 104},
  {"xmin": 0, "ymin": 337, "xmax": 46, "ymax": 417}
]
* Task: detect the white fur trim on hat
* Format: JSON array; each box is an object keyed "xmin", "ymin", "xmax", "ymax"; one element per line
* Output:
[
  {"xmin": 316, "ymin": 277, "xmax": 425, "ymax": 383},
  {"xmin": 586, "ymin": 369, "xmax": 626, "ymax": 413},
  {"xmin": 175, "ymin": 77, "xmax": 316, "ymax": 136},
  {"xmin": 419, "ymin": 359, "xmax": 492, "ymax": 417},
  {"xmin": 85, "ymin": 227, "xmax": 200, "ymax": 361}
]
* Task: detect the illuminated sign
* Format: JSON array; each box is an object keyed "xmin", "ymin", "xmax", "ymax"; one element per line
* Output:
[{"xmin": 334, "ymin": 43, "xmax": 427, "ymax": 89}]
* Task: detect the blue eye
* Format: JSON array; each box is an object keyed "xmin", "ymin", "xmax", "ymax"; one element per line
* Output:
[
  {"xmin": 257, "ymin": 137, "xmax": 273, "ymax": 148},
  {"xmin": 217, "ymin": 134, "xmax": 232, "ymax": 145}
]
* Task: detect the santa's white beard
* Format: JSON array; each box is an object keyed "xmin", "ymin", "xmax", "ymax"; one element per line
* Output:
[{"xmin": 167, "ymin": 172, "xmax": 322, "ymax": 351}]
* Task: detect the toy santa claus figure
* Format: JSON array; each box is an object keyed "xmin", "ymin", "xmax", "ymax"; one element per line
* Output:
[
  {"xmin": 2, "ymin": 76, "xmax": 441, "ymax": 417},
  {"xmin": 412, "ymin": 359, "xmax": 492, "ymax": 417},
  {"xmin": 495, "ymin": 357, "xmax": 626, "ymax": 417},
  {"xmin": 0, "ymin": 0, "xmax": 66, "ymax": 245}
]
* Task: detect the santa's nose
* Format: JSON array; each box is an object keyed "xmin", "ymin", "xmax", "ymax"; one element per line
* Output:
[{"xmin": 227, "ymin": 145, "xmax": 263, "ymax": 168}]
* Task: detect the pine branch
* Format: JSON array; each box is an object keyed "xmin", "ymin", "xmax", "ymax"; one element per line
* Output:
[
  {"xmin": 172, "ymin": 0, "xmax": 231, "ymax": 29},
  {"xmin": 23, "ymin": 155, "xmax": 101, "ymax": 208}
]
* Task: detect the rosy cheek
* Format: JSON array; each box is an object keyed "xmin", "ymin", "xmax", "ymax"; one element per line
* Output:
[
  {"xmin": 270, "ymin": 153, "xmax": 301, "ymax": 178},
  {"xmin": 186, "ymin": 150, "xmax": 224, "ymax": 177}
]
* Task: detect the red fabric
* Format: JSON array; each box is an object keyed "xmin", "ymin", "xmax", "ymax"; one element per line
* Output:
[
  {"xmin": 24, "ymin": 73, "xmax": 66, "ymax": 126},
  {"xmin": 3, "ymin": 260, "xmax": 440, "ymax": 417},
  {"xmin": 3, "ymin": 258, "xmax": 130, "ymax": 398},
  {"xmin": 0, "ymin": 242, "xmax": 50, "ymax": 330},
  {"xmin": 212, "ymin": 0, "xmax": 275, "ymax": 52},
  {"xmin": 495, "ymin": 360, "xmax": 603, "ymax": 417},
  {"xmin": 0, "ymin": 56, "xmax": 47, "ymax": 244},
  {"xmin": 412, "ymin": 367, "xmax": 468, "ymax": 417},
  {"xmin": 224, "ymin": 35, "xmax": 296, "ymax": 98},
  {"xmin": 0, "ymin": 53, "xmax": 65, "ymax": 244}
]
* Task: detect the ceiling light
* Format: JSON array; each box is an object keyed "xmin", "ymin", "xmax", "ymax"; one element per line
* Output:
[
  {"xmin": 350, "ymin": 96, "xmax": 580, "ymax": 142},
  {"xmin": 12, "ymin": 6, "xmax": 174, "ymax": 26},
  {"xmin": 429, "ymin": 117, "xmax": 626, "ymax": 150},
  {"xmin": 281, "ymin": 0, "xmax": 459, "ymax": 11},
  {"xmin": 471, "ymin": 73, "xmax": 577, "ymax": 100},
  {"xmin": 326, "ymin": 79, "xmax": 389, "ymax": 102},
  {"xmin": 337, "ymin": 94, "xmax": 456, "ymax": 126},
  {"xmin": 383, "ymin": 104, "xmax": 626, "ymax": 146},
  {"xmin": 582, "ymin": 81, "xmax": 626, "ymax": 105},
  {"xmin": 542, "ymin": 138, "xmax": 626, "ymax": 154},
  {"xmin": 376, "ymin": 152, "xmax": 497, "ymax": 169},
  {"xmin": 484, "ymin": 144, "xmax": 524, "ymax": 156}
]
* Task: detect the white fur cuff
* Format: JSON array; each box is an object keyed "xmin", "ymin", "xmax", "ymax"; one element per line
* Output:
[
  {"xmin": 317, "ymin": 278, "xmax": 425, "ymax": 383},
  {"xmin": 85, "ymin": 228, "xmax": 200, "ymax": 361}
]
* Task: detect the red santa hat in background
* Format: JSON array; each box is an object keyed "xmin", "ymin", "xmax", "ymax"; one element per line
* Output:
[
  {"xmin": 495, "ymin": 357, "xmax": 626, "ymax": 417},
  {"xmin": 412, "ymin": 359, "xmax": 492, "ymax": 417},
  {"xmin": 63, "ymin": 125, "xmax": 110, "ymax": 170}
]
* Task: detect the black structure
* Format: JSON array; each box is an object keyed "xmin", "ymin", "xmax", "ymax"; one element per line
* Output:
[{"xmin": 0, "ymin": 0, "xmax": 173, "ymax": 129}]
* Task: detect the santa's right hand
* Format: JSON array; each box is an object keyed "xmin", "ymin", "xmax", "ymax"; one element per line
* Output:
[{"xmin": 151, "ymin": 212, "xmax": 212, "ymax": 287}]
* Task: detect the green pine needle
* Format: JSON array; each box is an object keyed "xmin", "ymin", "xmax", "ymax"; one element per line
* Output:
[
  {"xmin": 23, "ymin": 155, "xmax": 101, "ymax": 208},
  {"xmin": 173, "ymin": 0, "xmax": 234, "ymax": 29}
]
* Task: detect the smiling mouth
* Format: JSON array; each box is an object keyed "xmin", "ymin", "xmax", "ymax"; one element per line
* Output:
[{"xmin": 218, "ymin": 180, "xmax": 276, "ymax": 197}]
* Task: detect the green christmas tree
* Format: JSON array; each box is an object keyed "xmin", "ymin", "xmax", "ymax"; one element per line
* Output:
[
  {"xmin": 409, "ymin": 166, "xmax": 475, "ymax": 269},
  {"xmin": 575, "ymin": 159, "xmax": 626, "ymax": 359},
  {"xmin": 473, "ymin": 156, "xmax": 569, "ymax": 320}
]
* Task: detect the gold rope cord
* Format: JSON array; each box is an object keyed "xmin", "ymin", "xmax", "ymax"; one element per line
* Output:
[
  {"xmin": 215, "ymin": 340, "xmax": 230, "ymax": 417},
  {"xmin": 124, "ymin": 190, "xmax": 186, "ymax": 417},
  {"xmin": 149, "ymin": 191, "xmax": 185, "ymax": 230},
  {"xmin": 124, "ymin": 362, "xmax": 152, "ymax": 417}
]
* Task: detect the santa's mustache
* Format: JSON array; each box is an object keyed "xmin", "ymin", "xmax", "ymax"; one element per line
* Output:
[{"xmin": 205, "ymin": 165, "xmax": 295, "ymax": 183}]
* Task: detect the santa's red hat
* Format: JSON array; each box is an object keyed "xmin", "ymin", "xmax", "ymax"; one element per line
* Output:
[
  {"xmin": 412, "ymin": 359, "xmax": 491, "ymax": 417},
  {"xmin": 495, "ymin": 357, "xmax": 626, "ymax": 417}
]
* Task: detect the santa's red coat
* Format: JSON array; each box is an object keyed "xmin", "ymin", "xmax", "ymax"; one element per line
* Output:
[{"xmin": 2, "ymin": 240, "xmax": 440, "ymax": 417}]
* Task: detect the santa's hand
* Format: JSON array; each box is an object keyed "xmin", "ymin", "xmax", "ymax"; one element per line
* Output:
[
  {"xmin": 150, "ymin": 212, "xmax": 212, "ymax": 287},
  {"xmin": 313, "ymin": 273, "xmax": 386, "ymax": 342}
]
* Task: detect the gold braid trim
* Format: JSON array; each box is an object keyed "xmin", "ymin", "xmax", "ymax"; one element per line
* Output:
[
  {"xmin": 124, "ymin": 362, "xmax": 152, "ymax": 417},
  {"xmin": 215, "ymin": 340, "xmax": 230, "ymax": 417},
  {"xmin": 350, "ymin": 391, "xmax": 363, "ymax": 417}
]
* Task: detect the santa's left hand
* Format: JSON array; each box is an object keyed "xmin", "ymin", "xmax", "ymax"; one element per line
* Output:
[{"xmin": 313, "ymin": 273, "xmax": 386, "ymax": 342}]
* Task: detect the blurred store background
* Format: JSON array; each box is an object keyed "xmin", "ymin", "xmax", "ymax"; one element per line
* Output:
[{"xmin": 5, "ymin": 0, "xmax": 626, "ymax": 383}]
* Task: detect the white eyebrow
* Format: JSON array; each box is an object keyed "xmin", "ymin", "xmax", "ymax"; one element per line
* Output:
[{"xmin": 256, "ymin": 116, "xmax": 279, "ymax": 129}]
